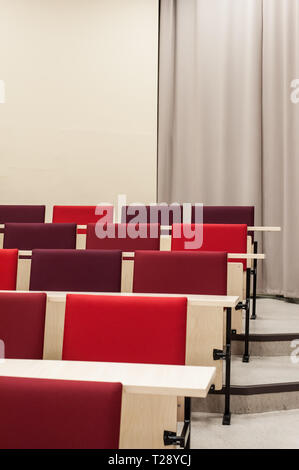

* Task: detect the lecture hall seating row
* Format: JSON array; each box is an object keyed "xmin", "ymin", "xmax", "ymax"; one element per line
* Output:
[{"xmin": 0, "ymin": 290, "xmax": 234, "ymax": 448}]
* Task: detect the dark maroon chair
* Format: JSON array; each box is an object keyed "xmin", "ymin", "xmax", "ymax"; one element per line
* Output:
[
  {"xmin": 86, "ymin": 223, "xmax": 160, "ymax": 251},
  {"xmin": 0, "ymin": 205, "xmax": 45, "ymax": 224},
  {"xmin": 0, "ymin": 377, "xmax": 122, "ymax": 449},
  {"xmin": 29, "ymin": 249, "xmax": 122, "ymax": 292},
  {"xmin": 192, "ymin": 206, "xmax": 254, "ymax": 237},
  {"xmin": 121, "ymin": 205, "xmax": 183, "ymax": 235},
  {"xmin": 0, "ymin": 292, "xmax": 46, "ymax": 359},
  {"xmin": 3, "ymin": 223, "xmax": 76, "ymax": 250},
  {"xmin": 133, "ymin": 251, "xmax": 227, "ymax": 295}
]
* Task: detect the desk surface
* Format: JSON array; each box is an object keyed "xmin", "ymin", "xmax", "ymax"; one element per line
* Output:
[
  {"xmin": 0, "ymin": 359, "xmax": 216, "ymax": 398},
  {"xmin": 0, "ymin": 290, "xmax": 239, "ymax": 308}
]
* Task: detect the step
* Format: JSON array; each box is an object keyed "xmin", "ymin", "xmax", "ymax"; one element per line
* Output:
[
  {"xmin": 232, "ymin": 298, "xmax": 299, "ymax": 355},
  {"xmin": 193, "ymin": 356, "xmax": 299, "ymax": 414},
  {"xmin": 249, "ymin": 298, "xmax": 299, "ymax": 335},
  {"xmin": 191, "ymin": 409, "xmax": 299, "ymax": 449}
]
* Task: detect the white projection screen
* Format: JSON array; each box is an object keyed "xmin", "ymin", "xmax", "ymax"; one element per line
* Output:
[{"xmin": 0, "ymin": 0, "xmax": 159, "ymax": 218}]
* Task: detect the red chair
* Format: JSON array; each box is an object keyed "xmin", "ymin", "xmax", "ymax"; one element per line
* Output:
[
  {"xmin": 0, "ymin": 376, "xmax": 122, "ymax": 449},
  {"xmin": 3, "ymin": 223, "xmax": 77, "ymax": 250},
  {"xmin": 133, "ymin": 251, "xmax": 227, "ymax": 295},
  {"xmin": 172, "ymin": 223, "xmax": 250, "ymax": 363},
  {"xmin": 62, "ymin": 293, "xmax": 190, "ymax": 447},
  {"xmin": 0, "ymin": 292, "xmax": 46, "ymax": 359},
  {"xmin": 171, "ymin": 223, "xmax": 247, "ymax": 270},
  {"xmin": 62, "ymin": 295, "xmax": 187, "ymax": 366},
  {"xmin": 0, "ymin": 249, "xmax": 18, "ymax": 290},
  {"xmin": 192, "ymin": 205, "xmax": 257, "ymax": 320},
  {"xmin": 53, "ymin": 205, "xmax": 113, "ymax": 234},
  {"xmin": 86, "ymin": 223, "xmax": 160, "ymax": 251}
]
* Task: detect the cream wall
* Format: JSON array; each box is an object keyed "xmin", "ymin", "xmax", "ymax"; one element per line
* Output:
[{"xmin": 0, "ymin": 0, "xmax": 158, "ymax": 220}]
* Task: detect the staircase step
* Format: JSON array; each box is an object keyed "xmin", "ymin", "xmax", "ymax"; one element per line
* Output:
[
  {"xmin": 193, "ymin": 356, "xmax": 299, "ymax": 414},
  {"xmin": 250, "ymin": 298, "xmax": 299, "ymax": 335}
]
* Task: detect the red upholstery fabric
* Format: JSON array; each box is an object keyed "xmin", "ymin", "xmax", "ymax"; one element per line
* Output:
[
  {"xmin": 86, "ymin": 223, "xmax": 160, "ymax": 251},
  {"xmin": 192, "ymin": 206, "xmax": 255, "ymax": 238},
  {"xmin": 0, "ymin": 205, "xmax": 45, "ymax": 223},
  {"xmin": 30, "ymin": 249, "xmax": 122, "ymax": 292},
  {"xmin": 121, "ymin": 205, "xmax": 183, "ymax": 224},
  {"xmin": 133, "ymin": 251, "xmax": 227, "ymax": 295},
  {"xmin": 3, "ymin": 223, "xmax": 76, "ymax": 250},
  {"xmin": 0, "ymin": 249, "xmax": 18, "ymax": 290},
  {"xmin": 0, "ymin": 376, "xmax": 122, "ymax": 449},
  {"xmin": 0, "ymin": 292, "xmax": 46, "ymax": 359},
  {"xmin": 52, "ymin": 205, "xmax": 113, "ymax": 234},
  {"xmin": 121, "ymin": 205, "xmax": 183, "ymax": 235},
  {"xmin": 171, "ymin": 224, "xmax": 248, "ymax": 270},
  {"xmin": 63, "ymin": 295, "xmax": 187, "ymax": 365}
]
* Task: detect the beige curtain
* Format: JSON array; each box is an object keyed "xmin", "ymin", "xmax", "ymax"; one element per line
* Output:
[
  {"xmin": 262, "ymin": 0, "xmax": 299, "ymax": 298},
  {"xmin": 158, "ymin": 0, "xmax": 299, "ymax": 298}
]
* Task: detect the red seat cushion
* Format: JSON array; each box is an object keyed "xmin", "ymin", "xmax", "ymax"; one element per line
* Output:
[
  {"xmin": 172, "ymin": 223, "xmax": 248, "ymax": 270},
  {"xmin": 30, "ymin": 249, "xmax": 122, "ymax": 292},
  {"xmin": 3, "ymin": 223, "xmax": 77, "ymax": 250},
  {"xmin": 0, "ymin": 292, "xmax": 46, "ymax": 359},
  {"xmin": 63, "ymin": 295, "xmax": 187, "ymax": 365},
  {"xmin": 0, "ymin": 376, "xmax": 122, "ymax": 449},
  {"xmin": 133, "ymin": 251, "xmax": 227, "ymax": 295},
  {"xmin": 53, "ymin": 205, "xmax": 113, "ymax": 234},
  {"xmin": 86, "ymin": 223, "xmax": 160, "ymax": 251},
  {"xmin": 0, "ymin": 249, "xmax": 18, "ymax": 290}
]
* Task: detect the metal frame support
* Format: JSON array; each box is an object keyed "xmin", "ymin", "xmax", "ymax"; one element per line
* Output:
[
  {"xmin": 164, "ymin": 397, "xmax": 191, "ymax": 448},
  {"xmin": 251, "ymin": 241, "xmax": 258, "ymax": 319},
  {"xmin": 213, "ymin": 308, "xmax": 232, "ymax": 424},
  {"xmin": 222, "ymin": 307, "xmax": 232, "ymax": 425},
  {"xmin": 235, "ymin": 268, "xmax": 251, "ymax": 363}
]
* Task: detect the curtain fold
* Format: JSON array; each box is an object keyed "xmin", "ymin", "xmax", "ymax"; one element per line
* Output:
[
  {"xmin": 158, "ymin": 0, "xmax": 299, "ymax": 298},
  {"xmin": 262, "ymin": 0, "xmax": 299, "ymax": 298}
]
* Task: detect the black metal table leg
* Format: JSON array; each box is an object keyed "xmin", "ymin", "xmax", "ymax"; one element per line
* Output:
[
  {"xmin": 223, "ymin": 307, "xmax": 231, "ymax": 425},
  {"xmin": 243, "ymin": 268, "xmax": 251, "ymax": 363},
  {"xmin": 251, "ymin": 241, "xmax": 258, "ymax": 319},
  {"xmin": 184, "ymin": 397, "xmax": 191, "ymax": 449}
]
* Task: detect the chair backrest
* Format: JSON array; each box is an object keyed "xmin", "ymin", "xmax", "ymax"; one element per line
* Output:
[
  {"xmin": 0, "ymin": 205, "xmax": 45, "ymax": 223},
  {"xmin": 0, "ymin": 292, "xmax": 46, "ymax": 359},
  {"xmin": 0, "ymin": 376, "xmax": 122, "ymax": 449},
  {"xmin": 133, "ymin": 251, "xmax": 227, "ymax": 295},
  {"xmin": 193, "ymin": 206, "xmax": 254, "ymax": 237},
  {"xmin": 86, "ymin": 223, "xmax": 160, "ymax": 251},
  {"xmin": 171, "ymin": 223, "xmax": 248, "ymax": 270},
  {"xmin": 52, "ymin": 205, "xmax": 113, "ymax": 234},
  {"xmin": 121, "ymin": 205, "xmax": 184, "ymax": 225},
  {"xmin": 63, "ymin": 294, "xmax": 187, "ymax": 365},
  {"xmin": 3, "ymin": 223, "xmax": 76, "ymax": 250},
  {"xmin": 0, "ymin": 249, "xmax": 18, "ymax": 290},
  {"xmin": 30, "ymin": 249, "xmax": 122, "ymax": 292}
]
